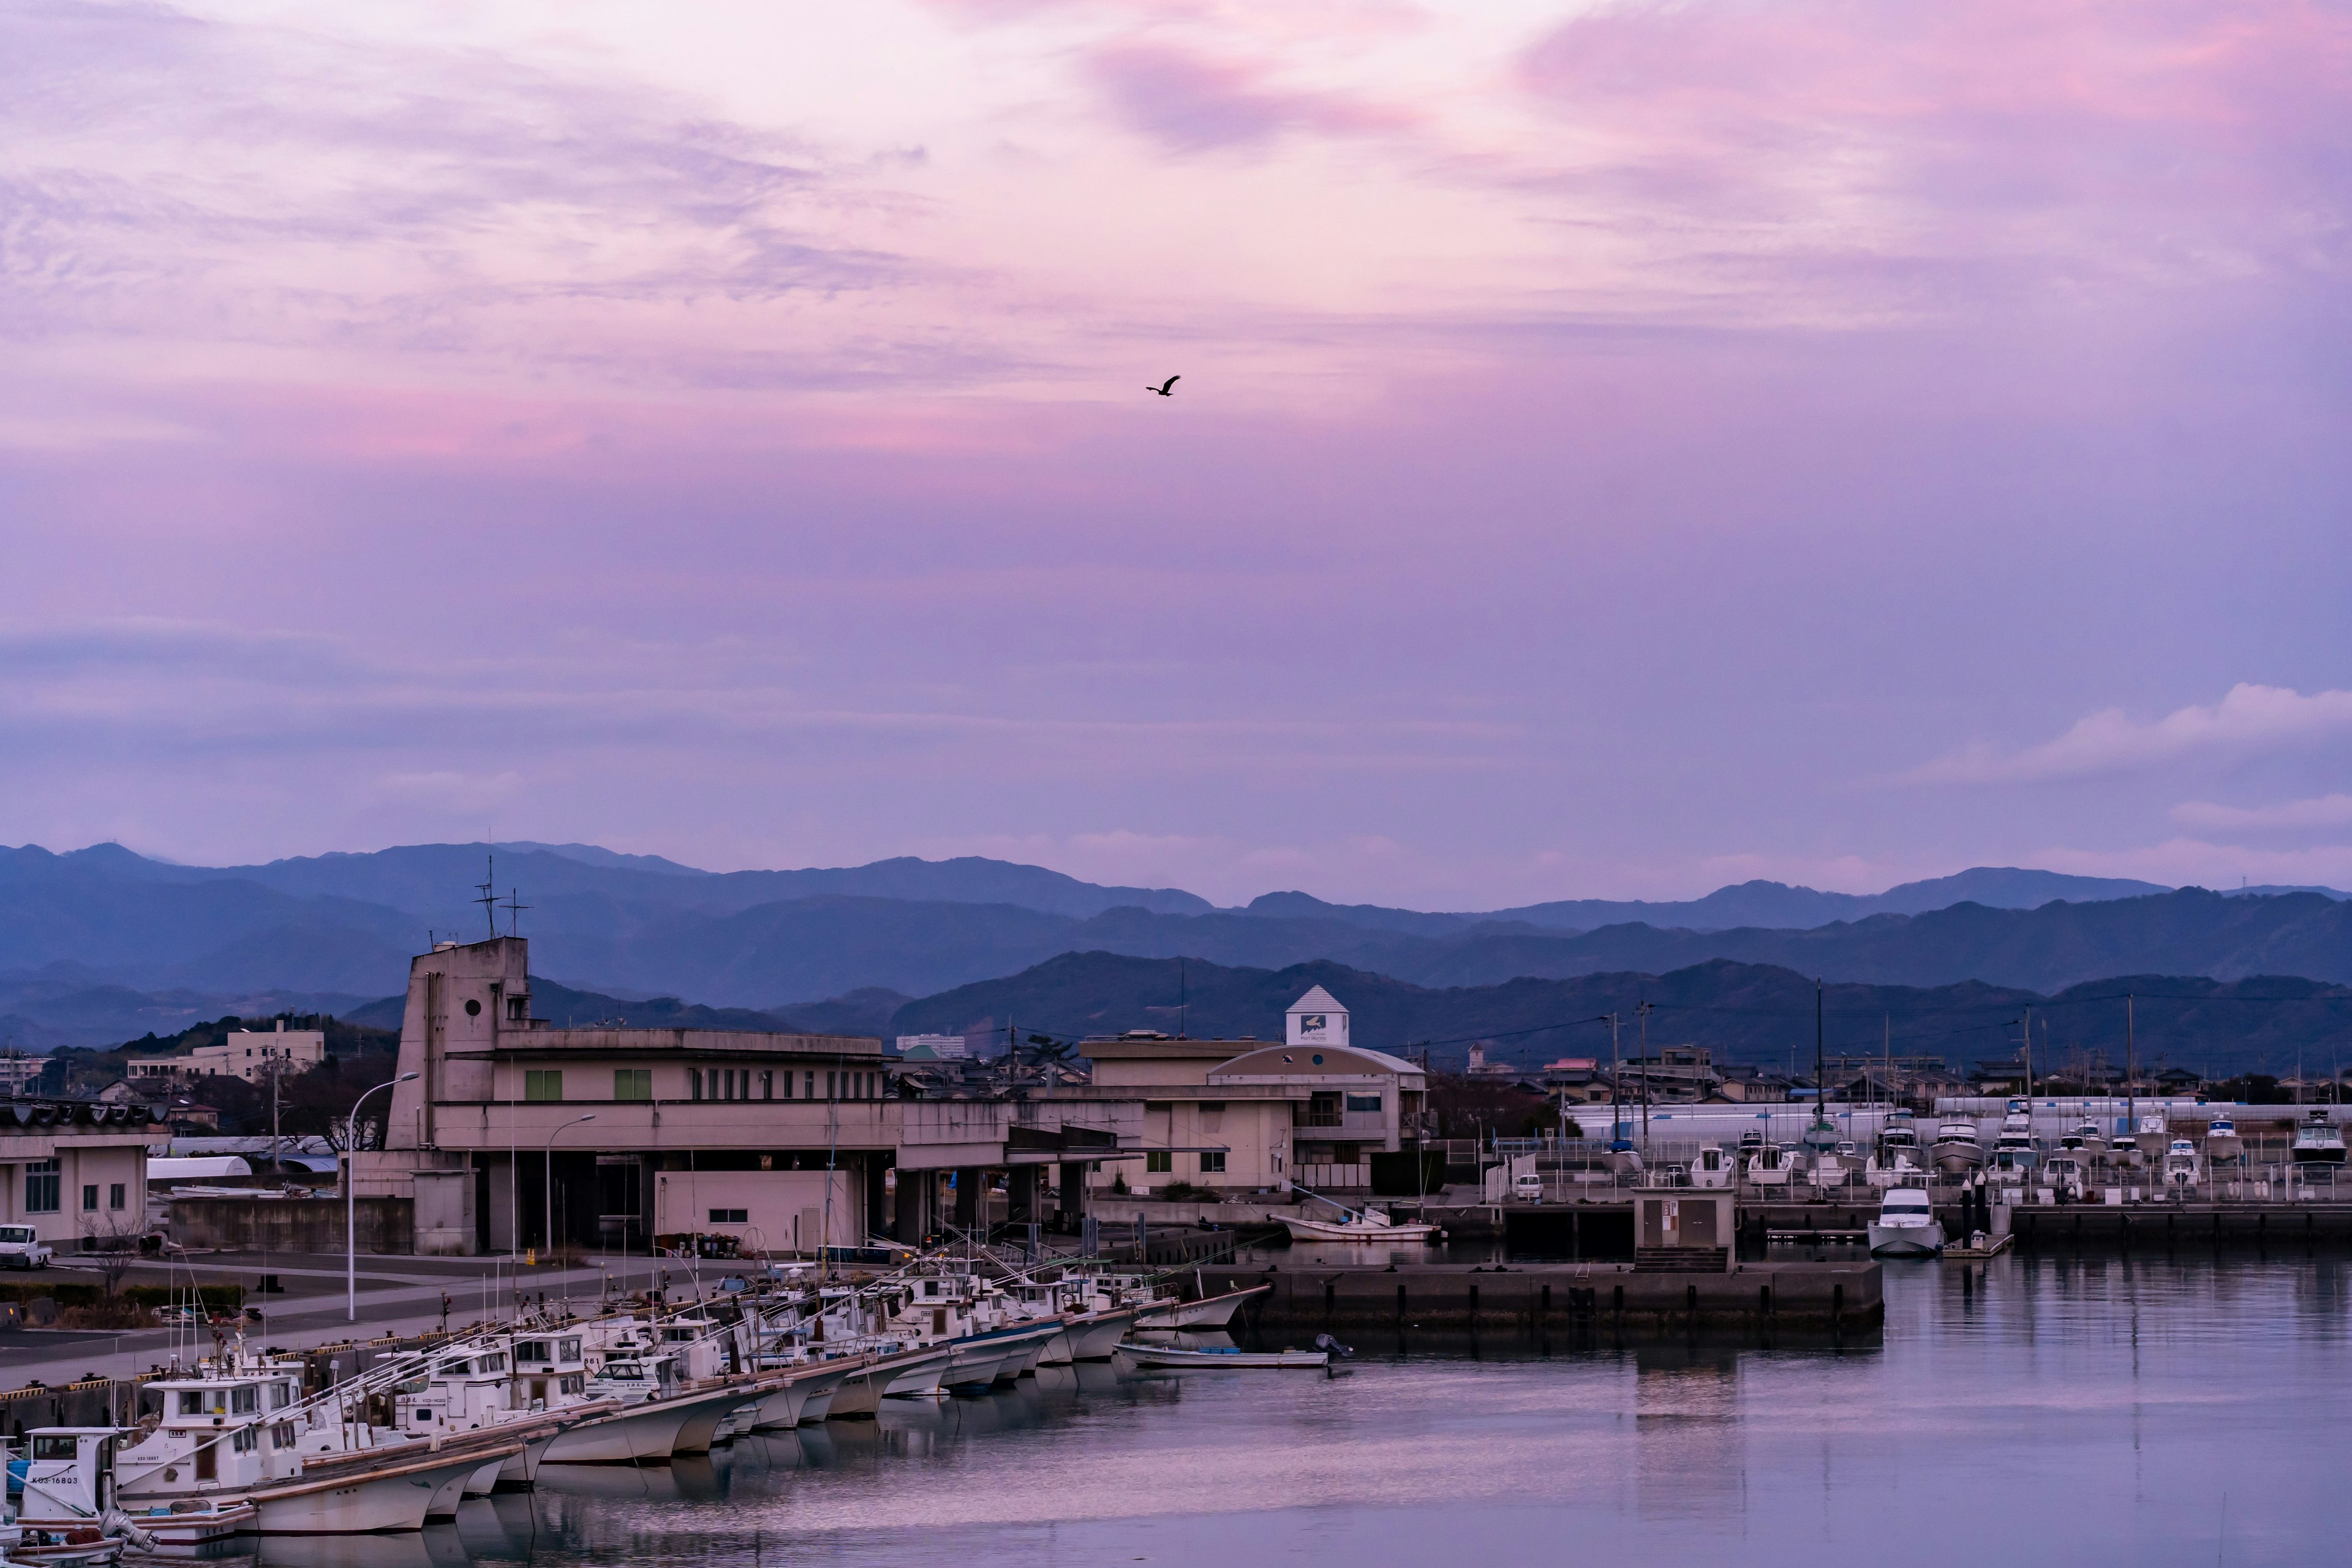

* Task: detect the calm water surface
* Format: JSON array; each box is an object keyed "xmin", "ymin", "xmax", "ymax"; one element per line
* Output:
[{"xmin": 262, "ymin": 1258, "xmax": 2345, "ymax": 1568}]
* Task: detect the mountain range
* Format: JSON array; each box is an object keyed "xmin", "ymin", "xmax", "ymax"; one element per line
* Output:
[{"xmin": 1, "ymin": 840, "xmax": 2347, "ymax": 1048}]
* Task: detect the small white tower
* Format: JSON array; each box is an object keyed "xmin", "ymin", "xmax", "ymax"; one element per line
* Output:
[{"xmin": 1286, "ymin": 986, "xmax": 1349, "ymax": 1050}]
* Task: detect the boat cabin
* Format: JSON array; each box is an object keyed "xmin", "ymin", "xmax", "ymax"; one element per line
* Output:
[
  {"xmin": 18, "ymin": 1428, "xmax": 119, "ymax": 1529},
  {"xmin": 119, "ymin": 1370, "xmax": 307, "ymax": 1497},
  {"xmin": 511, "ymin": 1334, "xmax": 589, "ymax": 1409}
]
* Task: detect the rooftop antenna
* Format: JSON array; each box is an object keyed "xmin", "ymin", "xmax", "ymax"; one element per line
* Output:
[
  {"xmin": 500, "ymin": 888, "xmax": 530, "ymax": 938},
  {"xmin": 475, "ymin": 856, "xmax": 499, "ymax": 940}
]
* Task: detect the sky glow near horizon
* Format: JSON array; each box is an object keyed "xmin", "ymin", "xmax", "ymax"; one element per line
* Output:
[{"xmin": 2, "ymin": 0, "xmax": 2348, "ymax": 908}]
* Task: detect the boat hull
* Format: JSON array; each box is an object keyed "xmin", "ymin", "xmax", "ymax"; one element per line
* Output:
[
  {"xmin": 1069, "ymin": 1308, "xmax": 1140, "ymax": 1361},
  {"xmin": 1931, "ymin": 1144, "xmax": 1985, "ymax": 1174},
  {"xmin": 1866, "ymin": 1221, "xmax": 1946, "ymax": 1258},
  {"xmin": 880, "ymin": 1347, "xmax": 953, "ymax": 1398},
  {"xmin": 249, "ymin": 1449, "xmax": 503, "ymax": 1534},
  {"xmin": 824, "ymin": 1365, "xmax": 883, "ymax": 1419},
  {"xmin": 1126, "ymin": 1347, "xmax": 1327, "ymax": 1370},
  {"xmin": 1281, "ymin": 1218, "xmax": 1441, "ymax": 1243},
  {"xmin": 539, "ymin": 1402, "xmax": 695, "ymax": 1464},
  {"xmin": 1137, "ymin": 1286, "xmax": 1267, "ymax": 1330}
]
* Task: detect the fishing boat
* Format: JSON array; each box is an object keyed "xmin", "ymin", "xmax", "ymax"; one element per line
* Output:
[
  {"xmin": 2290, "ymin": 1109, "xmax": 2346, "ymax": 1166},
  {"xmin": 113, "ymin": 1357, "xmax": 514, "ymax": 1534},
  {"xmin": 1136, "ymin": 1283, "xmax": 1270, "ymax": 1330},
  {"xmin": 1281, "ymin": 1204, "xmax": 1441, "ymax": 1244},
  {"xmin": 1124, "ymin": 1345, "xmax": 1329, "ymax": 1370},
  {"xmin": 1865, "ymin": 1185, "xmax": 1944, "ymax": 1258}
]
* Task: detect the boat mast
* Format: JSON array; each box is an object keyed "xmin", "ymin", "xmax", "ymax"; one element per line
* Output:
[
  {"xmin": 1608, "ymin": 1013, "xmax": 1622, "ymax": 1146},
  {"xmin": 2125, "ymin": 993, "xmax": 2135, "ymax": 1145}
]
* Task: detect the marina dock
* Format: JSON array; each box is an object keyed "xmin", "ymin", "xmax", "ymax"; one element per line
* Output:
[{"xmin": 1193, "ymin": 1259, "xmax": 1882, "ymax": 1336}]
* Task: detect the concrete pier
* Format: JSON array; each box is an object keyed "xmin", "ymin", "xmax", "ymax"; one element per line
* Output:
[{"xmin": 1194, "ymin": 1259, "xmax": 1882, "ymax": 1338}]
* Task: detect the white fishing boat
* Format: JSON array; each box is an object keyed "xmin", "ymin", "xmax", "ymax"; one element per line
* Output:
[
  {"xmin": 2290, "ymin": 1109, "xmax": 2346, "ymax": 1167},
  {"xmin": 1865, "ymin": 1185, "xmax": 1945, "ymax": 1258},
  {"xmin": 1283, "ymin": 1204, "xmax": 1439, "ymax": 1244},
  {"xmin": 1136, "ymin": 1284, "xmax": 1270, "ymax": 1330},
  {"xmin": 1124, "ymin": 1344, "xmax": 1329, "ymax": 1370},
  {"xmin": 113, "ymin": 1359, "xmax": 512, "ymax": 1535}
]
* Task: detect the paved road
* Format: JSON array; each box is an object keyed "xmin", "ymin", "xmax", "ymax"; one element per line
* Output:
[{"xmin": 0, "ymin": 1251, "xmax": 714, "ymax": 1385}]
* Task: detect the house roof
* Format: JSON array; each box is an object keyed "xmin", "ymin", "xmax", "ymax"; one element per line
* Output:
[{"xmin": 1287, "ymin": 986, "xmax": 1346, "ymax": 1014}]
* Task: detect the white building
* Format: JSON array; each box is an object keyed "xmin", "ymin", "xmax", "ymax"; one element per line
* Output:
[
  {"xmin": 127, "ymin": 1021, "xmax": 326, "ymax": 1085},
  {"xmin": 1082, "ymin": 987, "xmax": 1428, "ymax": 1195},
  {"xmin": 895, "ymin": 1033, "xmax": 971, "ymax": 1060}
]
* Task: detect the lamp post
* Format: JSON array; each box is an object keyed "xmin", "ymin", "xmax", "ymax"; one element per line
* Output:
[
  {"xmin": 348, "ymin": 1072, "xmax": 419, "ymax": 1322},
  {"xmin": 545, "ymin": 1113, "xmax": 596, "ymax": 1267}
]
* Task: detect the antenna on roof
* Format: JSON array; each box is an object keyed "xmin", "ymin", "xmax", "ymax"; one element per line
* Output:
[
  {"xmin": 475, "ymin": 856, "xmax": 498, "ymax": 940},
  {"xmin": 500, "ymin": 888, "xmax": 530, "ymax": 938}
]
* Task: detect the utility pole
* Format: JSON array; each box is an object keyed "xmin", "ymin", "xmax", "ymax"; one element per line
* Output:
[
  {"xmin": 1608, "ymin": 1013, "xmax": 1623, "ymax": 1146},
  {"xmin": 2023, "ymin": 1006, "xmax": 2035, "ymax": 1099},
  {"xmin": 1638, "ymin": 1001, "xmax": 1653, "ymax": 1148}
]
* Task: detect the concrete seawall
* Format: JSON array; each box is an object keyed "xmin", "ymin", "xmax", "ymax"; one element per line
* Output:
[{"xmin": 1196, "ymin": 1260, "xmax": 1882, "ymax": 1338}]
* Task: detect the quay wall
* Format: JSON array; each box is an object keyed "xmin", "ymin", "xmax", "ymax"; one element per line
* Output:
[
  {"xmin": 167, "ymin": 1195, "xmax": 414, "ymax": 1254},
  {"xmin": 1196, "ymin": 1261, "xmax": 1882, "ymax": 1338}
]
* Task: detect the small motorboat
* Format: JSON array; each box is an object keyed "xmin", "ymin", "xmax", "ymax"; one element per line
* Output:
[
  {"xmin": 2290, "ymin": 1109, "xmax": 2345, "ymax": 1167},
  {"xmin": 1282, "ymin": 1205, "xmax": 1441, "ymax": 1244},
  {"xmin": 2163, "ymin": 1137, "xmax": 2201, "ymax": 1189},
  {"xmin": 1124, "ymin": 1345, "xmax": 1330, "ymax": 1370},
  {"xmin": 1866, "ymin": 1185, "xmax": 1945, "ymax": 1258}
]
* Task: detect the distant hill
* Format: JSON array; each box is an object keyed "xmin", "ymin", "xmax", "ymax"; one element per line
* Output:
[
  {"xmin": 891, "ymin": 952, "xmax": 2352, "ymax": 1079},
  {"xmin": 2, "ymin": 840, "xmax": 2346, "ymax": 1023}
]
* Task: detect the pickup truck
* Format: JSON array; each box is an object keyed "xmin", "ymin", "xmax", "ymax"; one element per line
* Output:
[{"xmin": 0, "ymin": 1225, "xmax": 51, "ymax": 1270}]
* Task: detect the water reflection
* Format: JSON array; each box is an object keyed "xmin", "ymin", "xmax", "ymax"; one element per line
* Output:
[{"xmin": 244, "ymin": 1258, "xmax": 2346, "ymax": 1568}]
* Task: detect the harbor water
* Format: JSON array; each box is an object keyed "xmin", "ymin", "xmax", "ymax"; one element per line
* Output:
[{"xmin": 258, "ymin": 1256, "xmax": 2340, "ymax": 1567}]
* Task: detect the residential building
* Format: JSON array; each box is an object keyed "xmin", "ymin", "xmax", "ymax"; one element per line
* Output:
[
  {"xmin": 127, "ymin": 1021, "xmax": 326, "ymax": 1085},
  {"xmin": 895, "ymin": 1033, "xmax": 971, "ymax": 1060},
  {"xmin": 0, "ymin": 1103, "xmax": 153, "ymax": 1251},
  {"xmin": 1618, "ymin": 1046, "xmax": 1722, "ymax": 1104},
  {"xmin": 0, "ymin": 1055, "xmax": 43, "ymax": 1096}
]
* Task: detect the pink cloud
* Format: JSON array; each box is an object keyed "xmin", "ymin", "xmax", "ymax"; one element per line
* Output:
[
  {"xmin": 1086, "ymin": 41, "xmax": 1419, "ymax": 153},
  {"xmin": 1518, "ymin": 0, "xmax": 2352, "ymax": 277}
]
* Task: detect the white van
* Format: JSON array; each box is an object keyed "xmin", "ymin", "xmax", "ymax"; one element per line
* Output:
[
  {"xmin": 0, "ymin": 1226, "xmax": 51, "ymax": 1270},
  {"xmin": 1512, "ymin": 1172, "xmax": 1545, "ymax": 1202}
]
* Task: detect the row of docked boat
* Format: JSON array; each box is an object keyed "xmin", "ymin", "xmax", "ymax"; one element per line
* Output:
[{"xmin": 1, "ymin": 1256, "xmax": 1269, "ymax": 1557}]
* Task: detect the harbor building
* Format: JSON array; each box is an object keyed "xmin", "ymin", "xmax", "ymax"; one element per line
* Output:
[
  {"xmin": 1080, "ymin": 987, "xmax": 1428, "ymax": 1195},
  {"xmin": 0, "ymin": 1105, "xmax": 153, "ymax": 1251},
  {"xmin": 358, "ymin": 934, "xmax": 1138, "ymax": 1256}
]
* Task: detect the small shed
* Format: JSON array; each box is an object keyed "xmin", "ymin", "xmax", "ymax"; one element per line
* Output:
[
  {"xmin": 1634, "ymin": 1189, "xmax": 1735, "ymax": 1272},
  {"xmin": 146, "ymin": 1155, "xmax": 255, "ymax": 1188}
]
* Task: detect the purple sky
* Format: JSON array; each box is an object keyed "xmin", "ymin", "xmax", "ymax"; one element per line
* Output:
[{"xmin": 4, "ymin": 0, "xmax": 2348, "ymax": 908}]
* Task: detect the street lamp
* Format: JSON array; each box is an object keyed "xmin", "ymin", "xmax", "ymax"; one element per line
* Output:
[
  {"xmin": 348, "ymin": 1072, "xmax": 420, "ymax": 1322},
  {"xmin": 545, "ymin": 1113, "xmax": 596, "ymax": 1268}
]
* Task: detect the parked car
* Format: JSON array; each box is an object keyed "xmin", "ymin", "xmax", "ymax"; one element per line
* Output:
[
  {"xmin": 1512, "ymin": 1172, "xmax": 1545, "ymax": 1202},
  {"xmin": 0, "ymin": 1226, "xmax": 52, "ymax": 1270}
]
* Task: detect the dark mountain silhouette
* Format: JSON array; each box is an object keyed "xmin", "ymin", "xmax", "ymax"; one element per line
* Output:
[{"xmin": 889, "ymin": 953, "xmax": 2352, "ymax": 1079}]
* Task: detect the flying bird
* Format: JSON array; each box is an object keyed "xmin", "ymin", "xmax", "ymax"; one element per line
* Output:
[{"xmin": 1147, "ymin": 375, "xmax": 1180, "ymax": 397}]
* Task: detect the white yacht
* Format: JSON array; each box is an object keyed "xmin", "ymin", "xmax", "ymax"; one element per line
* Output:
[
  {"xmin": 2203, "ymin": 1110, "xmax": 2244, "ymax": 1163},
  {"xmin": 2163, "ymin": 1137, "xmax": 2201, "ymax": 1189},
  {"xmin": 1931, "ymin": 1120, "xmax": 1985, "ymax": 1173},
  {"xmin": 1866, "ymin": 1186, "xmax": 1945, "ymax": 1257},
  {"xmin": 2043, "ymin": 1151, "xmax": 2091, "ymax": 1202},
  {"xmin": 2290, "ymin": 1109, "xmax": 2346, "ymax": 1166}
]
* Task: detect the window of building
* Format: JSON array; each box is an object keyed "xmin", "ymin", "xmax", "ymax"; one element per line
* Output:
[
  {"xmin": 690, "ymin": 1068, "xmax": 703, "ymax": 1101},
  {"xmin": 81, "ymin": 1184, "xmax": 97, "ymax": 1212},
  {"xmin": 707, "ymin": 1208, "xmax": 748, "ymax": 1224},
  {"xmin": 805, "ymin": 1071, "xmax": 816, "ymax": 1099},
  {"xmin": 1345, "ymin": 1093, "xmax": 1383, "ymax": 1113},
  {"xmin": 109, "ymin": 1183, "xmax": 125, "ymax": 1210},
  {"xmin": 1145, "ymin": 1151, "xmax": 1172, "ymax": 1173},
  {"xmin": 26, "ymin": 1162, "xmax": 56, "ymax": 1213},
  {"xmin": 614, "ymin": 1069, "xmax": 651, "ymax": 1102},
  {"xmin": 1199, "ymin": 1151, "xmax": 1227, "ymax": 1173},
  {"xmin": 761, "ymin": 1070, "xmax": 774, "ymax": 1100},
  {"xmin": 524, "ymin": 1069, "xmax": 564, "ymax": 1102}
]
